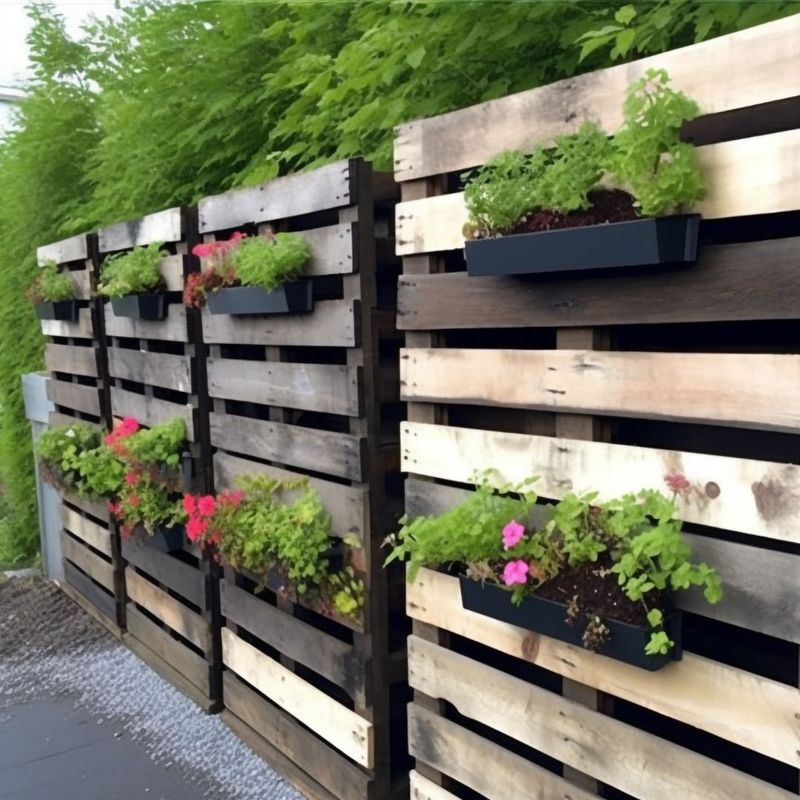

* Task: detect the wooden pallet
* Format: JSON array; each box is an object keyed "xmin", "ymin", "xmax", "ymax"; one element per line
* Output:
[
  {"xmin": 199, "ymin": 158, "xmax": 407, "ymax": 799},
  {"xmin": 394, "ymin": 16, "xmax": 800, "ymax": 800},
  {"xmin": 98, "ymin": 208, "xmax": 221, "ymax": 711}
]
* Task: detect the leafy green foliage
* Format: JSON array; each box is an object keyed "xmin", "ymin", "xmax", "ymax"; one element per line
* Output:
[
  {"xmin": 122, "ymin": 417, "xmax": 185, "ymax": 469},
  {"xmin": 37, "ymin": 422, "xmax": 102, "ymax": 493},
  {"xmin": 231, "ymin": 233, "xmax": 311, "ymax": 292},
  {"xmin": 76, "ymin": 444, "xmax": 125, "ymax": 499},
  {"xmin": 97, "ymin": 242, "xmax": 165, "ymax": 298},
  {"xmin": 27, "ymin": 260, "xmax": 75, "ymax": 303}
]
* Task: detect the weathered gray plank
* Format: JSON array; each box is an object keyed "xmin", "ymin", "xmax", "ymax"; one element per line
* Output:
[
  {"xmin": 99, "ymin": 207, "xmax": 183, "ymax": 252},
  {"xmin": 45, "ymin": 343, "xmax": 98, "ymax": 379},
  {"xmin": 108, "ymin": 347, "xmax": 192, "ymax": 393},
  {"xmin": 40, "ymin": 307, "xmax": 93, "ymax": 339},
  {"xmin": 104, "ymin": 303, "xmax": 188, "ymax": 342},
  {"xmin": 121, "ymin": 538, "xmax": 205, "ymax": 608},
  {"xmin": 37, "ymin": 233, "xmax": 88, "ymax": 266},
  {"xmin": 110, "ymin": 387, "xmax": 194, "ymax": 440},
  {"xmin": 63, "ymin": 561, "xmax": 117, "ymax": 621},
  {"xmin": 46, "ymin": 379, "xmax": 101, "ymax": 417},
  {"xmin": 62, "ymin": 532, "xmax": 114, "ymax": 590}
]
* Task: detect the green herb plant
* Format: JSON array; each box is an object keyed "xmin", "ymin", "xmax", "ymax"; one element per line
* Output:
[
  {"xmin": 231, "ymin": 233, "xmax": 311, "ymax": 292},
  {"xmin": 37, "ymin": 421, "xmax": 102, "ymax": 493},
  {"xmin": 97, "ymin": 242, "xmax": 166, "ymax": 298},
  {"xmin": 27, "ymin": 260, "xmax": 75, "ymax": 304}
]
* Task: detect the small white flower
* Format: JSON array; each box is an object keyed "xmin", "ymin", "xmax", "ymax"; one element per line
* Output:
[{"xmin": 65, "ymin": 428, "xmax": 76, "ymax": 439}]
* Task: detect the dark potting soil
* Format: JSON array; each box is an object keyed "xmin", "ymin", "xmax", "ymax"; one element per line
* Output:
[
  {"xmin": 534, "ymin": 556, "xmax": 660, "ymax": 628},
  {"xmin": 506, "ymin": 189, "xmax": 638, "ymax": 235}
]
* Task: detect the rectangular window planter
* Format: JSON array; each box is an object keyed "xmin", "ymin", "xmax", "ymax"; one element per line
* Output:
[
  {"xmin": 458, "ymin": 575, "xmax": 682, "ymax": 671},
  {"xmin": 35, "ymin": 300, "xmax": 79, "ymax": 322},
  {"xmin": 110, "ymin": 293, "xmax": 168, "ymax": 321},
  {"xmin": 206, "ymin": 281, "xmax": 313, "ymax": 316},
  {"xmin": 465, "ymin": 214, "xmax": 701, "ymax": 278}
]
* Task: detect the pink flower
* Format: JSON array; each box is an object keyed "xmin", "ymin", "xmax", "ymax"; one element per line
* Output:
[
  {"xmin": 107, "ymin": 501, "xmax": 121, "ymax": 516},
  {"xmin": 502, "ymin": 520, "xmax": 525, "ymax": 550},
  {"xmin": 219, "ymin": 489, "xmax": 244, "ymax": 507},
  {"xmin": 186, "ymin": 516, "xmax": 208, "ymax": 542},
  {"xmin": 665, "ymin": 473, "xmax": 690, "ymax": 493},
  {"xmin": 127, "ymin": 494, "xmax": 140, "ymax": 508},
  {"xmin": 192, "ymin": 243, "xmax": 216, "ymax": 258},
  {"xmin": 125, "ymin": 472, "xmax": 139, "ymax": 486},
  {"xmin": 197, "ymin": 495, "xmax": 216, "ymax": 517},
  {"xmin": 182, "ymin": 494, "xmax": 196, "ymax": 515},
  {"xmin": 502, "ymin": 559, "xmax": 529, "ymax": 586},
  {"xmin": 120, "ymin": 417, "xmax": 140, "ymax": 435}
]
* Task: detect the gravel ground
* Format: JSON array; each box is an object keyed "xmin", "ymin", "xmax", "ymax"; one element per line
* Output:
[{"xmin": 0, "ymin": 575, "xmax": 304, "ymax": 800}]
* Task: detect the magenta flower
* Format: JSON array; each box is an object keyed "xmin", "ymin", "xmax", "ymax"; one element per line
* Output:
[
  {"xmin": 502, "ymin": 559, "xmax": 529, "ymax": 586},
  {"xmin": 192, "ymin": 243, "xmax": 217, "ymax": 258},
  {"xmin": 664, "ymin": 473, "xmax": 690, "ymax": 493},
  {"xmin": 502, "ymin": 520, "xmax": 525, "ymax": 550}
]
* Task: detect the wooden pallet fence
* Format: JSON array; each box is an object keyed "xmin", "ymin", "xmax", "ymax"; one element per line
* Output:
[
  {"xmin": 199, "ymin": 158, "xmax": 407, "ymax": 800},
  {"xmin": 98, "ymin": 207, "xmax": 221, "ymax": 711},
  {"xmin": 36, "ymin": 233, "xmax": 124, "ymax": 632},
  {"xmin": 394, "ymin": 16, "xmax": 800, "ymax": 800}
]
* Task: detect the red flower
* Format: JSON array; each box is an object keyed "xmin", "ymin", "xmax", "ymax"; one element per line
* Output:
[
  {"xmin": 186, "ymin": 516, "xmax": 208, "ymax": 542},
  {"xmin": 120, "ymin": 524, "xmax": 132, "ymax": 538},
  {"xmin": 192, "ymin": 243, "xmax": 217, "ymax": 258},
  {"xmin": 197, "ymin": 495, "xmax": 216, "ymax": 517},
  {"xmin": 125, "ymin": 472, "xmax": 139, "ymax": 486},
  {"xmin": 223, "ymin": 489, "xmax": 244, "ymax": 507},
  {"xmin": 128, "ymin": 494, "xmax": 141, "ymax": 508},
  {"xmin": 107, "ymin": 500, "xmax": 121, "ymax": 517},
  {"xmin": 183, "ymin": 494, "xmax": 197, "ymax": 515},
  {"xmin": 664, "ymin": 473, "xmax": 690, "ymax": 494}
]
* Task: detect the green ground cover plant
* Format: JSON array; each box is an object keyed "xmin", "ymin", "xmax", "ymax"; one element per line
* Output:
[
  {"xmin": 97, "ymin": 242, "xmax": 165, "ymax": 298},
  {"xmin": 27, "ymin": 260, "xmax": 75, "ymax": 304}
]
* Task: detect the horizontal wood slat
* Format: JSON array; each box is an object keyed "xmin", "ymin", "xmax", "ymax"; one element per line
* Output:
[
  {"xmin": 208, "ymin": 358, "xmax": 361, "ymax": 416},
  {"xmin": 61, "ymin": 504, "xmax": 110, "ymax": 557},
  {"xmin": 407, "ymin": 568, "xmax": 800, "ymax": 767},
  {"xmin": 394, "ymin": 14, "xmax": 800, "ymax": 180},
  {"xmin": 45, "ymin": 343, "xmax": 98, "ymax": 378},
  {"xmin": 409, "ymin": 637, "xmax": 796, "ymax": 800},
  {"xmin": 110, "ymin": 388, "xmax": 194, "ymax": 440},
  {"xmin": 408, "ymin": 704, "xmax": 597, "ymax": 800},
  {"xmin": 213, "ymin": 451, "xmax": 368, "ymax": 538},
  {"xmin": 396, "ymin": 236, "xmax": 800, "ymax": 329},
  {"xmin": 201, "ymin": 300, "xmax": 357, "ymax": 348},
  {"xmin": 402, "ymin": 421, "xmax": 800, "ymax": 544},
  {"xmin": 406, "ymin": 478, "xmax": 800, "ymax": 643},
  {"xmin": 62, "ymin": 561, "xmax": 117, "ymax": 622},
  {"xmin": 221, "ymin": 627, "xmax": 373, "ymax": 767},
  {"xmin": 125, "ymin": 567, "xmax": 209, "ymax": 651},
  {"xmin": 396, "ymin": 130, "xmax": 800, "ymax": 255},
  {"xmin": 210, "ymin": 412, "xmax": 363, "ymax": 481},
  {"xmin": 99, "ymin": 207, "xmax": 183, "ymax": 252},
  {"xmin": 40, "ymin": 307, "xmax": 93, "ymax": 339},
  {"xmin": 221, "ymin": 580, "xmax": 363, "ymax": 697},
  {"xmin": 37, "ymin": 233, "xmax": 89, "ymax": 266},
  {"xmin": 108, "ymin": 348, "xmax": 192, "ymax": 393},
  {"xmin": 104, "ymin": 303, "xmax": 189, "ymax": 342},
  {"xmin": 401, "ymin": 348, "xmax": 800, "ymax": 433},
  {"xmin": 409, "ymin": 770, "xmax": 459, "ymax": 800},
  {"xmin": 46, "ymin": 380, "xmax": 101, "ymax": 417},
  {"xmin": 61, "ymin": 490, "xmax": 110, "ymax": 524},
  {"xmin": 62, "ymin": 532, "xmax": 114, "ymax": 590},
  {"xmin": 199, "ymin": 160, "xmax": 353, "ymax": 233}
]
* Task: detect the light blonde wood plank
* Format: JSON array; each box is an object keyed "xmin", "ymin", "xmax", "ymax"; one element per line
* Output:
[
  {"xmin": 108, "ymin": 347, "xmax": 192, "ymax": 393},
  {"xmin": 394, "ymin": 14, "xmax": 800, "ymax": 180},
  {"xmin": 160, "ymin": 254, "xmax": 186, "ymax": 291},
  {"xmin": 408, "ymin": 704, "xmax": 597, "ymax": 800},
  {"xmin": 396, "ymin": 130, "xmax": 800, "ymax": 255},
  {"xmin": 104, "ymin": 302, "xmax": 188, "ymax": 342},
  {"xmin": 402, "ymin": 421, "xmax": 800, "ymax": 544},
  {"xmin": 199, "ymin": 160, "xmax": 352, "ymax": 233},
  {"xmin": 409, "ymin": 770, "xmax": 459, "ymax": 800},
  {"xmin": 221, "ymin": 627, "xmax": 373, "ymax": 767},
  {"xmin": 125, "ymin": 566, "xmax": 209, "ymax": 651},
  {"xmin": 410, "ymin": 636, "xmax": 797, "ymax": 800},
  {"xmin": 40, "ymin": 307, "xmax": 93, "ymax": 339},
  {"xmin": 99, "ymin": 207, "xmax": 183, "ymax": 252},
  {"xmin": 37, "ymin": 233, "xmax": 88, "ymax": 266},
  {"xmin": 62, "ymin": 532, "xmax": 114, "ymax": 590},
  {"xmin": 402, "ymin": 348, "xmax": 800, "ymax": 433},
  {"xmin": 61, "ymin": 504, "xmax": 111, "ymax": 556},
  {"xmin": 208, "ymin": 358, "xmax": 361, "ymax": 416},
  {"xmin": 61, "ymin": 489, "xmax": 110, "ymax": 523},
  {"xmin": 408, "ymin": 568, "xmax": 800, "ymax": 767},
  {"xmin": 45, "ymin": 343, "xmax": 98, "ymax": 378},
  {"xmin": 46, "ymin": 379, "xmax": 101, "ymax": 417},
  {"xmin": 110, "ymin": 388, "xmax": 194, "ymax": 440},
  {"xmin": 201, "ymin": 299, "xmax": 356, "ymax": 348}
]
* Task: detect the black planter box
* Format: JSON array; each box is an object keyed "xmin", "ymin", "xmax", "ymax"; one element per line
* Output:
[
  {"xmin": 35, "ymin": 300, "xmax": 79, "ymax": 322},
  {"xmin": 207, "ymin": 282, "xmax": 313, "ymax": 316},
  {"xmin": 145, "ymin": 526, "xmax": 185, "ymax": 554},
  {"xmin": 111, "ymin": 293, "xmax": 168, "ymax": 321},
  {"xmin": 459, "ymin": 576, "xmax": 682, "ymax": 671},
  {"xmin": 465, "ymin": 214, "xmax": 701, "ymax": 278}
]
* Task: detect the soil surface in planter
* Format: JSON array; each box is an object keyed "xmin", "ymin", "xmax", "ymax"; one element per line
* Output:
[
  {"xmin": 499, "ymin": 189, "xmax": 638, "ymax": 236},
  {"xmin": 534, "ymin": 555, "xmax": 661, "ymax": 628}
]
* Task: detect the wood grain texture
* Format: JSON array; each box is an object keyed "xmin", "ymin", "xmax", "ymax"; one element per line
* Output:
[
  {"xmin": 68, "ymin": 269, "xmax": 92, "ymax": 300},
  {"xmin": 37, "ymin": 233, "xmax": 89, "ymax": 266},
  {"xmin": 394, "ymin": 14, "xmax": 800, "ymax": 180},
  {"xmin": 62, "ymin": 533, "xmax": 114, "ymax": 590},
  {"xmin": 46, "ymin": 379, "xmax": 101, "ymax": 417},
  {"xmin": 406, "ymin": 477, "xmax": 800, "ymax": 642},
  {"xmin": 62, "ymin": 562, "xmax": 118, "ymax": 625},
  {"xmin": 221, "ymin": 627, "xmax": 373, "ymax": 767},
  {"xmin": 98, "ymin": 207, "xmax": 183, "ymax": 252},
  {"xmin": 199, "ymin": 160, "xmax": 352, "ymax": 233},
  {"xmin": 108, "ymin": 347, "xmax": 192, "ymax": 393},
  {"xmin": 45, "ymin": 343, "xmax": 98, "ymax": 378},
  {"xmin": 397, "ymin": 236, "xmax": 800, "ymax": 329},
  {"xmin": 201, "ymin": 299, "xmax": 356, "ymax": 348},
  {"xmin": 61, "ymin": 490, "xmax": 110, "ymax": 524},
  {"xmin": 300, "ymin": 222, "xmax": 356, "ymax": 276},
  {"xmin": 61, "ymin": 504, "xmax": 111, "ymax": 557},
  {"xmin": 402, "ymin": 421, "xmax": 800, "ymax": 544},
  {"xmin": 208, "ymin": 358, "xmax": 361, "ymax": 416},
  {"xmin": 409, "ymin": 637, "xmax": 797, "ymax": 800},
  {"xmin": 110, "ymin": 388, "xmax": 194, "ymax": 440},
  {"xmin": 221, "ymin": 580, "xmax": 363, "ymax": 697},
  {"xmin": 407, "ymin": 568, "xmax": 800, "ymax": 766},
  {"xmin": 401, "ymin": 348, "xmax": 800, "ymax": 432},
  {"xmin": 210, "ymin": 412, "xmax": 363, "ymax": 481},
  {"xmin": 40, "ymin": 307, "xmax": 93, "ymax": 339},
  {"xmin": 408, "ymin": 704, "xmax": 597, "ymax": 800},
  {"xmin": 160, "ymin": 254, "xmax": 186, "ymax": 291},
  {"xmin": 396, "ymin": 130, "xmax": 800, "ymax": 255},
  {"xmin": 104, "ymin": 302, "xmax": 189, "ymax": 342},
  {"xmin": 125, "ymin": 567, "xmax": 209, "ymax": 651},
  {"xmin": 213, "ymin": 451, "xmax": 368, "ymax": 538},
  {"xmin": 409, "ymin": 771, "xmax": 460, "ymax": 800}
]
